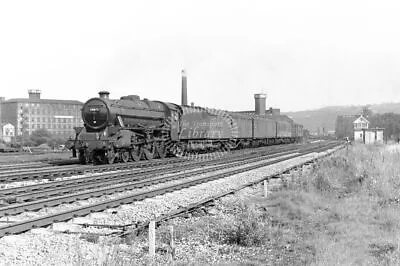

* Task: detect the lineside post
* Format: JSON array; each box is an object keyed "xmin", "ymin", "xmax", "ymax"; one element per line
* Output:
[
  {"xmin": 149, "ymin": 221, "xmax": 156, "ymax": 259},
  {"xmin": 263, "ymin": 180, "xmax": 268, "ymax": 198},
  {"xmin": 169, "ymin": 225, "xmax": 175, "ymax": 262}
]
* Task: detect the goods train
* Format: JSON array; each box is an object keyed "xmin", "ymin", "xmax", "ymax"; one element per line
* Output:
[{"xmin": 68, "ymin": 91, "xmax": 304, "ymax": 164}]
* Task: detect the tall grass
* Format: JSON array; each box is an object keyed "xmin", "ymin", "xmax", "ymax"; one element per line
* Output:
[
  {"xmin": 299, "ymin": 144, "xmax": 400, "ymax": 265},
  {"xmin": 303, "ymin": 144, "xmax": 400, "ymax": 201}
]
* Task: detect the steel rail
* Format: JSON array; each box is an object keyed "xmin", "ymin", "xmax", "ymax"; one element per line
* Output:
[
  {"xmin": 0, "ymin": 162, "xmax": 48, "ymax": 171},
  {"xmin": 0, "ymin": 157, "xmax": 196, "ymax": 183},
  {"xmin": 1, "ymin": 149, "xmax": 302, "ymax": 203},
  {"xmin": 0, "ymin": 164, "xmax": 81, "ymax": 175},
  {"xmin": 0, "ymin": 159, "xmax": 79, "ymax": 172},
  {"xmin": 0, "ymin": 143, "xmax": 305, "ymax": 183},
  {"xmin": 0, "ymin": 154, "xmax": 229, "ymax": 182},
  {"xmin": 0, "ymin": 142, "xmax": 305, "ymax": 186},
  {"xmin": 0, "ymin": 144, "xmax": 307, "ymax": 201},
  {"xmin": 0, "ymin": 141, "xmax": 331, "ymax": 202},
  {"xmin": 5, "ymin": 147, "xmax": 298, "ymax": 195},
  {"xmin": 0, "ymin": 148, "xmax": 317, "ymax": 216},
  {"xmin": 0, "ymin": 142, "xmax": 335, "ymax": 207},
  {"xmin": 0, "ymin": 161, "xmax": 46, "ymax": 167},
  {"xmin": 0, "ymin": 143, "xmax": 340, "ymax": 236}
]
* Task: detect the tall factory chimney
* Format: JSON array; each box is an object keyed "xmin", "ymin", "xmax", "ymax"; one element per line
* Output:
[
  {"xmin": 0, "ymin": 97, "xmax": 4, "ymax": 125},
  {"xmin": 254, "ymin": 93, "xmax": 266, "ymax": 115},
  {"xmin": 181, "ymin": 69, "xmax": 187, "ymax": 106}
]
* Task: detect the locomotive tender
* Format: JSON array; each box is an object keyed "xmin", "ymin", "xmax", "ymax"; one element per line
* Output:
[{"xmin": 71, "ymin": 91, "xmax": 303, "ymax": 164}]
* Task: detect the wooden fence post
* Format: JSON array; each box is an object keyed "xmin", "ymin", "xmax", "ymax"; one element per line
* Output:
[
  {"xmin": 169, "ymin": 225, "xmax": 175, "ymax": 262},
  {"xmin": 149, "ymin": 221, "xmax": 156, "ymax": 259},
  {"xmin": 263, "ymin": 180, "xmax": 268, "ymax": 198}
]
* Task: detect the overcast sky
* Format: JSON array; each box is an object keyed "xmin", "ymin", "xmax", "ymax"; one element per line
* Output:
[{"xmin": 1, "ymin": 0, "xmax": 400, "ymax": 112}]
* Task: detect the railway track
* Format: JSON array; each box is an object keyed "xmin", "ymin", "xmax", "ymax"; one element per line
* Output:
[
  {"xmin": 0, "ymin": 148, "xmax": 302, "ymax": 203},
  {"xmin": 0, "ymin": 143, "xmax": 304, "ymax": 183},
  {"xmin": 0, "ymin": 147, "xmax": 314, "ymax": 213},
  {"xmin": 0, "ymin": 162, "xmax": 49, "ymax": 171},
  {"xmin": 0, "ymin": 142, "xmax": 328, "ymax": 203},
  {"xmin": 0, "ymin": 141, "xmax": 340, "ymax": 236},
  {"xmin": 0, "ymin": 159, "xmax": 80, "ymax": 174},
  {"xmin": 0, "ymin": 157, "xmax": 188, "ymax": 182}
]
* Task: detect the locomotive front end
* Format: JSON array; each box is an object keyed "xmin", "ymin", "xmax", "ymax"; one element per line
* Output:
[
  {"xmin": 82, "ymin": 98, "xmax": 110, "ymax": 131},
  {"xmin": 78, "ymin": 95, "xmax": 114, "ymax": 164}
]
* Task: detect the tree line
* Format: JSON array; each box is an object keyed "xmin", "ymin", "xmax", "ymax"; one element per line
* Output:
[
  {"xmin": 368, "ymin": 113, "xmax": 400, "ymax": 140},
  {"xmin": 14, "ymin": 129, "xmax": 66, "ymax": 147}
]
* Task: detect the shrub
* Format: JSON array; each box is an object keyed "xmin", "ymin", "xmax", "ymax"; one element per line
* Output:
[
  {"xmin": 303, "ymin": 147, "xmax": 373, "ymax": 196},
  {"xmin": 219, "ymin": 204, "xmax": 266, "ymax": 246},
  {"xmin": 30, "ymin": 129, "xmax": 52, "ymax": 146}
]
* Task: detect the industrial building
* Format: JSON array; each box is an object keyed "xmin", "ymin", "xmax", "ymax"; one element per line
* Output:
[{"xmin": 0, "ymin": 90, "xmax": 83, "ymax": 140}]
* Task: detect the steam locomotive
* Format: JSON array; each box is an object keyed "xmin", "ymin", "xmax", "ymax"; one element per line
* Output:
[{"xmin": 69, "ymin": 91, "xmax": 304, "ymax": 164}]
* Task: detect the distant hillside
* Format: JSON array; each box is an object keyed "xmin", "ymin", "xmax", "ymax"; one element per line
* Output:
[{"xmin": 283, "ymin": 103, "xmax": 400, "ymax": 133}]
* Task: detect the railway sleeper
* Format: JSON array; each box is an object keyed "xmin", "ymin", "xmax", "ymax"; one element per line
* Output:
[{"xmin": 1, "ymin": 197, "xmax": 17, "ymax": 205}]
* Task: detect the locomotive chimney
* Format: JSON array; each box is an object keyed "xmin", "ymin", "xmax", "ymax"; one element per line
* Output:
[
  {"xmin": 181, "ymin": 69, "xmax": 187, "ymax": 106},
  {"xmin": 99, "ymin": 91, "xmax": 110, "ymax": 99},
  {"xmin": 254, "ymin": 93, "xmax": 266, "ymax": 115}
]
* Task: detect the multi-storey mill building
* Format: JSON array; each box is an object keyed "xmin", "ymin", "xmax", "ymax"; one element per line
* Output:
[{"xmin": 0, "ymin": 90, "xmax": 83, "ymax": 139}]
